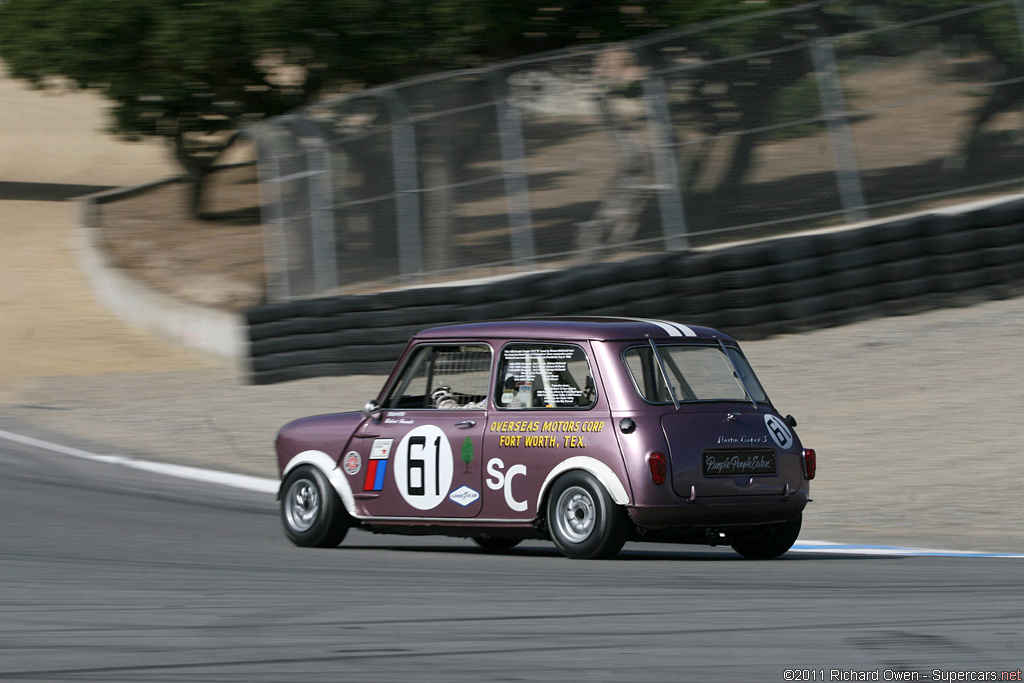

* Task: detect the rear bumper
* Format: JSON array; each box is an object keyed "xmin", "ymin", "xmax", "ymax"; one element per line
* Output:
[{"xmin": 627, "ymin": 492, "xmax": 808, "ymax": 529}]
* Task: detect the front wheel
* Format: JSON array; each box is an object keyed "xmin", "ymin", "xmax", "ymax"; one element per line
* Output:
[
  {"xmin": 280, "ymin": 465, "xmax": 350, "ymax": 548},
  {"xmin": 730, "ymin": 514, "xmax": 802, "ymax": 559},
  {"xmin": 546, "ymin": 471, "xmax": 631, "ymax": 559}
]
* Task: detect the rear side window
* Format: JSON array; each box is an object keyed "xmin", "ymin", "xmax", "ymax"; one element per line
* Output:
[{"xmin": 495, "ymin": 343, "xmax": 596, "ymax": 409}]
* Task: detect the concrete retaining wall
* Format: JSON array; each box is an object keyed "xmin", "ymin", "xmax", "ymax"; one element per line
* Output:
[{"xmin": 76, "ymin": 177, "xmax": 249, "ymax": 366}]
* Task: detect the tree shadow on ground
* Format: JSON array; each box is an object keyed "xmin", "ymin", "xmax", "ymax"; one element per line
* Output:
[{"xmin": 0, "ymin": 181, "xmax": 115, "ymax": 201}]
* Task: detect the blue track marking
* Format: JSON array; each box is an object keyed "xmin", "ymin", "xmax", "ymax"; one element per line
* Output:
[{"xmin": 792, "ymin": 540, "xmax": 1024, "ymax": 558}]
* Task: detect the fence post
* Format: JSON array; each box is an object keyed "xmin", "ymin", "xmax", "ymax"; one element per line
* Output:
[
  {"xmin": 288, "ymin": 119, "xmax": 338, "ymax": 296},
  {"xmin": 251, "ymin": 133, "xmax": 292, "ymax": 302},
  {"xmin": 306, "ymin": 138, "xmax": 337, "ymax": 295},
  {"xmin": 1016, "ymin": 1, "xmax": 1024, "ymax": 63},
  {"xmin": 810, "ymin": 37, "xmax": 868, "ymax": 224},
  {"xmin": 487, "ymin": 70, "xmax": 536, "ymax": 270},
  {"xmin": 643, "ymin": 75, "xmax": 688, "ymax": 251},
  {"xmin": 380, "ymin": 89, "xmax": 424, "ymax": 284}
]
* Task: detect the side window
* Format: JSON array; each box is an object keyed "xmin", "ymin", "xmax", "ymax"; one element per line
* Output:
[
  {"xmin": 385, "ymin": 344, "xmax": 491, "ymax": 409},
  {"xmin": 496, "ymin": 343, "xmax": 596, "ymax": 409}
]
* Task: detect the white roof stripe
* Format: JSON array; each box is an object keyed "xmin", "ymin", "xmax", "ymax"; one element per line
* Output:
[
  {"xmin": 620, "ymin": 317, "xmax": 679, "ymax": 336},
  {"xmin": 658, "ymin": 319, "xmax": 697, "ymax": 337},
  {"xmin": 620, "ymin": 318, "xmax": 697, "ymax": 337}
]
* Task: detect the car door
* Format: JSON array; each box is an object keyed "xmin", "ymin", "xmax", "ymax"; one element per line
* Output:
[
  {"xmin": 480, "ymin": 341, "xmax": 622, "ymax": 520},
  {"xmin": 352, "ymin": 343, "xmax": 491, "ymax": 519}
]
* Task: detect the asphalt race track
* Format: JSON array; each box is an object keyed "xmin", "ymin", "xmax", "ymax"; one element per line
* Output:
[{"xmin": 1, "ymin": 433, "xmax": 1021, "ymax": 682}]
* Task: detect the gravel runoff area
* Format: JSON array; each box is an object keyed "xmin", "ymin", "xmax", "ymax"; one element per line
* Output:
[
  {"xmin": 2, "ymin": 63, "xmax": 1021, "ymax": 555},
  {"xmin": 5, "ymin": 293, "xmax": 1024, "ymax": 555}
]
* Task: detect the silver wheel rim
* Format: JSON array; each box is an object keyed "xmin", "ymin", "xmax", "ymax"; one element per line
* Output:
[
  {"xmin": 285, "ymin": 476, "xmax": 320, "ymax": 533},
  {"xmin": 554, "ymin": 486, "xmax": 596, "ymax": 544}
]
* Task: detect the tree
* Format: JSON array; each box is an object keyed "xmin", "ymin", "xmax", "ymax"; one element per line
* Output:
[
  {"xmin": 0, "ymin": 0, "xmax": 783, "ymax": 217},
  {"xmin": 851, "ymin": 0, "xmax": 1024, "ymax": 169},
  {"xmin": 0, "ymin": 0, "xmax": 310, "ymax": 215},
  {"xmin": 595, "ymin": 1, "xmax": 1024, "ymax": 235}
]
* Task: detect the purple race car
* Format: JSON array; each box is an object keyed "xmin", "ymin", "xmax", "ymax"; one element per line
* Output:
[{"xmin": 276, "ymin": 318, "xmax": 815, "ymax": 559}]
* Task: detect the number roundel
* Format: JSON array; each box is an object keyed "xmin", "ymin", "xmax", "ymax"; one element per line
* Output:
[
  {"xmin": 393, "ymin": 425, "xmax": 454, "ymax": 510},
  {"xmin": 764, "ymin": 414, "xmax": 793, "ymax": 449}
]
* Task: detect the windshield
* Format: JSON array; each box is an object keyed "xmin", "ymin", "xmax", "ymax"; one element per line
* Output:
[{"xmin": 624, "ymin": 344, "xmax": 768, "ymax": 404}]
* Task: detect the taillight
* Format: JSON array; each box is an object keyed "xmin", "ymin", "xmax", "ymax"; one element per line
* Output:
[
  {"xmin": 648, "ymin": 452, "xmax": 667, "ymax": 485},
  {"xmin": 802, "ymin": 448, "xmax": 816, "ymax": 480}
]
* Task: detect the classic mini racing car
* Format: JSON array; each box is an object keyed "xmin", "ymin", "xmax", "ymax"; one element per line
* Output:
[{"xmin": 276, "ymin": 318, "xmax": 815, "ymax": 559}]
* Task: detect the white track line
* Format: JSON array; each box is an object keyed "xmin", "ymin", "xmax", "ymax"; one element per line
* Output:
[
  {"xmin": 2, "ymin": 427, "xmax": 1022, "ymax": 557},
  {"xmin": 0, "ymin": 428, "xmax": 278, "ymax": 495}
]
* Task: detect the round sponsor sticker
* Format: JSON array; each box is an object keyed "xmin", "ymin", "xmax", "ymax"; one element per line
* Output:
[
  {"xmin": 764, "ymin": 414, "xmax": 793, "ymax": 449},
  {"xmin": 343, "ymin": 451, "xmax": 362, "ymax": 476},
  {"xmin": 393, "ymin": 425, "xmax": 454, "ymax": 510}
]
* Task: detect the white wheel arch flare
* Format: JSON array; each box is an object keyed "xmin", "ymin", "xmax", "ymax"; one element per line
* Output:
[
  {"xmin": 281, "ymin": 450, "xmax": 359, "ymax": 519},
  {"xmin": 538, "ymin": 456, "xmax": 631, "ymax": 507},
  {"xmin": 282, "ymin": 451, "xmax": 632, "ymax": 521}
]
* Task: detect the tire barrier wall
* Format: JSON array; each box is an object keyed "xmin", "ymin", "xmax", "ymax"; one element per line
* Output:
[{"xmin": 247, "ymin": 197, "xmax": 1024, "ymax": 384}]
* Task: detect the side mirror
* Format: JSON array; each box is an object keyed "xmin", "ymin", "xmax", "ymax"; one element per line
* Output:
[
  {"xmin": 785, "ymin": 414, "xmax": 798, "ymax": 428},
  {"xmin": 362, "ymin": 400, "xmax": 382, "ymax": 418}
]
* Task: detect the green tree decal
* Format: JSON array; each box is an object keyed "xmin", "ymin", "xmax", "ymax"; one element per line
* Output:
[{"xmin": 461, "ymin": 436, "xmax": 474, "ymax": 473}]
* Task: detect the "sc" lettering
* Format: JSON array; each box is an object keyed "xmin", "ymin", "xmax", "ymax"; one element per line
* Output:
[{"xmin": 486, "ymin": 458, "xmax": 527, "ymax": 512}]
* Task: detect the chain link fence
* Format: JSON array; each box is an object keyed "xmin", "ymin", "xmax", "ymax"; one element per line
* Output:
[{"xmin": 246, "ymin": 0, "xmax": 1024, "ymax": 302}]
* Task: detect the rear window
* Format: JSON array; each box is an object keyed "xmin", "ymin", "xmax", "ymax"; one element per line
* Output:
[{"xmin": 624, "ymin": 344, "xmax": 767, "ymax": 404}]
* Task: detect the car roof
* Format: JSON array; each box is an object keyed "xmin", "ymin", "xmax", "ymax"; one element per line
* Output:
[{"xmin": 415, "ymin": 317, "xmax": 733, "ymax": 342}]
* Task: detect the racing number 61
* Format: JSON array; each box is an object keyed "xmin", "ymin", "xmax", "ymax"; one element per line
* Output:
[
  {"xmin": 395, "ymin": 425, "xmax": 453, "ymax": 511},
  {"xmin": 407, "ymin": 435, "xmax": 441, "ymax": 497}
]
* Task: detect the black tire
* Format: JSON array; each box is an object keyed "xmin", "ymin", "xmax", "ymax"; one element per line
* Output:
[
  {"xmin": 253, "ymin": 360, "xmax": 394, "ymax": 385},
  {"xmin": 472, "ymin": 537, "xmax": 522, "ymax": 552},
  {"xmin": 676, "ymin": 271, "xmax": 722, "ymax": 297},
  {"xmin": 876, "ymin": 257, "xmax": 929, "ymax": 283},
  {"xmin": 546, "ymin": 471, "xmax": 630, "ymax": 560},
  {"xmin": 876, "ymin": 238, "xmax": 926, "ymax": 262},
  {"xmin": 730, "ymin": 514, "xmax": 802, "ymax": 559},
  {"xmin": 772, "ymin": 257, "xmax": 823, "ymax": 284},
  {"xmin": 280, "ymin": 465, "xmax": 350, "ymax": 548},
  {"xmin": 721, "ymin": 284, "xmax": 777, "ymax": 309},
  {"xmin": 822, "ymin": 246, "xmax": 878, "ymax": 271},
  {"xmin": 686, "ymin": 290, "xmax": 726, "ymax": 318}
]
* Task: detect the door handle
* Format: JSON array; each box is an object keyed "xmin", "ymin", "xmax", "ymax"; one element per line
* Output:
[{"xmin": 455, "ymin": 420, "xmax": 476, "ymax": 429}]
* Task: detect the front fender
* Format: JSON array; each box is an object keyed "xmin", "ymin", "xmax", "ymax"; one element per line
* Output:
[{"xmin": 280, "ymin": 450, "xmax": 359, "ymax": 519}]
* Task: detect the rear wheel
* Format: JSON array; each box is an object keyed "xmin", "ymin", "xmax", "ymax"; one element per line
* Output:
[
  {"xmin": 730, "ymin": 514, "xmax": 801, "ymax": 559},
  {"xmin": 546, "ymin": 471, "xmax": 630, "ymax": 559},
  {"xmin": 280, "ymin": 465, "xmax": 350, "ymax": 548}
]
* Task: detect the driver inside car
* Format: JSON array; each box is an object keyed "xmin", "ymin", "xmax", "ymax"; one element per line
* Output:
[{"xmin": 432, "ymin": 385, "xmax": 485, "ymax": 409}]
